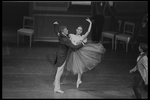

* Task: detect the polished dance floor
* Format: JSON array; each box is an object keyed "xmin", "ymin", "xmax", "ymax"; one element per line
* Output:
[{"xmin": 2, "ymin": 26, "xmax": 148, "ymax": 99}]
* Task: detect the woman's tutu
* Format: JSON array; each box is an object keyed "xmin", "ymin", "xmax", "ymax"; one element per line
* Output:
[{"xmin": 66, "ymin": 42, "xmax": 106, "ymax": 75}]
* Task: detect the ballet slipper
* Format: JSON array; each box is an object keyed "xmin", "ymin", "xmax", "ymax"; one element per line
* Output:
[
  {"xmin": 54, "ymin": 89, "xmax": 64, "ymax": 93},
  {"xmin": 76, "ymin": 80, "xmax": 82, "ymax": 88}
]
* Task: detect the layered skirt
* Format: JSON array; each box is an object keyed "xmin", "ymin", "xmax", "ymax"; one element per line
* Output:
[{"xmin": 66, "ymin": 42, "xmax": 106, "ymax": 75}]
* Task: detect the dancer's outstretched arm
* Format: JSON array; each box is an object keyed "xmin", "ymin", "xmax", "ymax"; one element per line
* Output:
[
  {"xmin": 53, "ymin": 21, "xmax": 60, "ymax": 36},
  {"xmin": 82, "ymin": 18, "xmax": 92, "ymax": 40}
]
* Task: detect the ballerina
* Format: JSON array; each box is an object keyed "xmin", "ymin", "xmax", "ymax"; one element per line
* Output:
[{"xmin": 66, "ymin": 18, "xmax": 106, "ymax": 88}]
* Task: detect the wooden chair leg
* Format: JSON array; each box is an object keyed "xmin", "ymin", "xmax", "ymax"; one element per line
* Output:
[
  {"xmin": 30, "ymin": 35, "xmax": 32, "ymax": 47},
  {"xmin": 112, "ymin": 38, "xmax": 114, "ymax": 49},
  {"xmin": 115, "ymin": 38, "xmax": 117, "ymax": 50},
  {"xmin": 126, "ymin": 41, "xmax": 129, "ymax": 52}
]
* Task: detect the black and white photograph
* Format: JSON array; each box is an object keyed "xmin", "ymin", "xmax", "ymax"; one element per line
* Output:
[{"xmin": 2, "ymin": 1, "xmax": 148, "ymax": 99}]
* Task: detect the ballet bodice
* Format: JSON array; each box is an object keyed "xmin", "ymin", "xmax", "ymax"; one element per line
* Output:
[{"xmin": 69, "ymin": 34, "xmax": 87, "ymax": 45}]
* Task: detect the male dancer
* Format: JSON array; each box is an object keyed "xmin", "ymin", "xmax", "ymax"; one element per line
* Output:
[{"xmin": 53, "ymin": 22, "xmax": 84, "ymax": 93}]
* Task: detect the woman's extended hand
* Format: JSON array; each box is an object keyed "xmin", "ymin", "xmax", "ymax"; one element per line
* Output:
[
  {"xmin": 86, "ymin": 18, "xmax": 92, "ymax": 23},
  {"xmin": 53, "ymin": 21, "xmax": 58, "ymax": 24}
]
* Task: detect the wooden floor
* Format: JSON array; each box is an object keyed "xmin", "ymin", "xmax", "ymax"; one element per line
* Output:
[{"xmin": 2, "ymin": 26, "xmax": 148, "ymax": 99}]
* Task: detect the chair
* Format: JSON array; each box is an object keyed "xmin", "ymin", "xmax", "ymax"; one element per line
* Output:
[
  {"xmin": 17, "ymin": 16, "xmax": 34, "ymax": 47},
  {"xmin": 101, "ymin": 20, "xmax": 122, "ymax": 49},
  {"xmin": 115, "ymin": 21, "xmax": 135, "ymax": 52}
]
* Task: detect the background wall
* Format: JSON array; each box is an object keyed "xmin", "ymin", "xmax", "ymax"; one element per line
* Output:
[
  {"xmin": 2, "ymin": 1, "xmax": 148, "ymax": 42},
  {"xmin": 2, "ymin": 2, "xmax": 29, "ymax": 27}
]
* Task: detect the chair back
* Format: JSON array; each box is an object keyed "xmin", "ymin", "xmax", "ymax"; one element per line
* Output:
[
  {"xmin": 23, "ymin": 16, "xmax": 34, "ymax": 29},
  {"xmin": 123, "ymin": 21, "xmax": 135, "ymax": 36},
  {"xmin": 117, "ymin": 20, "xmax": 122, "ymax": 32}
]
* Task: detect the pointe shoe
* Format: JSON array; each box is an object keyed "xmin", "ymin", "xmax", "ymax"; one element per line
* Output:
[
  {"xmin": 76, "ymin": 80, "xmax": 82, "ymax": 88},
  {"xmin": 54, "ymin": 89, "xmax": 64, "ymax": 93}
]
